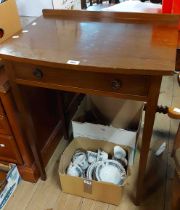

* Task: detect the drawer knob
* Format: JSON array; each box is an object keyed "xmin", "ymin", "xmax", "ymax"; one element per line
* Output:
[
  {"xmin": 0, "ymin": 115, "xmax": 4, "ymax": 120},
  {"xmin": 0, "ymin": 144, "xmax": 5, "ymax": 147},
  {"xmin": 33, "ymin": 68, "xmax": 43, "ymax": 79},
  {"xmin": 111, "ymin": 79, "xmax": 121, "ymax": 90}
]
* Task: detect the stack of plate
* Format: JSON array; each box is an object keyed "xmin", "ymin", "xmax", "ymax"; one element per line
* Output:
[{"xmin": 66, "ymin": 146, "xmax": 128, "ymax": 186}]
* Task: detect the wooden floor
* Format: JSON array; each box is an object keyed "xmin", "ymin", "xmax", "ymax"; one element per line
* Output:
[{"xmin": 4, "ymin": 12, "xmax": 180, "ymax": 210}]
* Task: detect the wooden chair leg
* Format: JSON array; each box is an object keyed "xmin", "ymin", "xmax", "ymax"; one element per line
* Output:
[
  {"xmin": 171, "ymin": 171, "xmax": 180, "ymax": 210},
  {"xmin": 172, "ymin": 124, "xmax": 180, "ymax": 157},
  {"xmin": 89, "ymin": 0, "xmax": 93, "ymax": 6}
]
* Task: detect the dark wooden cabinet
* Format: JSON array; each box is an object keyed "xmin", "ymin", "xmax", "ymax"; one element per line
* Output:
[
  {"xmin": 0, "ymin": 69, "xmax": 22, "ymax": 165},
  {"xmin": 0, "ymin": 66, "xmax": 36, "ymax": 181},
  {"xmin": 0, "ymin": 94, "xmax": 22, "ymax": 164}
]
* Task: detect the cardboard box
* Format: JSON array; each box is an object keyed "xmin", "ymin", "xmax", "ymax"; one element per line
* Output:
[
  {"xmin": 59, "ymin": 138, "xmax": 131, "ymax": 205},
  {"xmin": 72, "ymin": 96, "xmax": 143, "ymax": 165},
  {"xmin": 0, "ymin": 0, "xmax": 21, "ymax": 44},
  {"xmin": 0, "ymin": 164, "xmax": 21, "ymax": 210}
]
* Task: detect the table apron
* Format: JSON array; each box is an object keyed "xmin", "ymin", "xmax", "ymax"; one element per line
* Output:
[{"xmin": 13, "ymin": 63, "xmax": 150, "ymax": 101}]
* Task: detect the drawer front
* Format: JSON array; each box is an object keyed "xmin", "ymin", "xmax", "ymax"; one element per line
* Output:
[
  {"xmin": 14, "ymin": 64, "xmax": 150, "ymax": 100},
  {"xmin": 0, "ymin": 134, "xmax": 22, "ymax": 164}
]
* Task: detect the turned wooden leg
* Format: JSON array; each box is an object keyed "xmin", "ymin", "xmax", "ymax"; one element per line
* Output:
[
  {"xmin": 81, "ymin": 0, "xmax": 87, "ymax": 9},
  {"xmin": 5, "ymin": 62, "xmax": 46, "ymax": 180},
  {"xmin": 89, "ymin": 0, "xmax": 93, "ymax": 6},
  {"xmin": 136, "ymin": 76, "xmax": 162, "ymax": 205}
]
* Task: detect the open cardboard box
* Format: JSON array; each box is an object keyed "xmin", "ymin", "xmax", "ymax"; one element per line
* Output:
[
  {"xmin": 59, "ymin": 138, "xmax": 131, "ymax": 205},
  {"xmin": 0, "ymin": 0, "xmax": 21, "ymax": 44},
  {"xmin": 72, "ymin": 96, "xmax": 143, "ymax": 165}
]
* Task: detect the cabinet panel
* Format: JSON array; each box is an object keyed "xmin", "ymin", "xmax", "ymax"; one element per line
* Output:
[
  {"xmin": 0, "ymin": 134, "xmax": 22, "ymax": 164},
  {"xmin": 0, "ymin": 100, "xmax": 11, "ymax": 135},
  {"xmin": 0, "ymin": 114, "xmax": 12, "ymax": 135}
]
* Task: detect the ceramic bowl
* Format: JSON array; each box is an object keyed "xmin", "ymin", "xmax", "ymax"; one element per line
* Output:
[
  {"xmin": 73, "ymin": 152, "xmax": 89, "ymax": 170},
  {"xmin": 113, "ymin": 146, "xmax": 126, "ymax": 159},
  {"xmin": 67, "ymin": 162, "xmax": 83, "ymax": 177},
  {"xmin": 72, "ymin": 150, "xmax": 86, "ymax": 162},
  {"xmin": 87, "ymin": 151, "xmax": 98, "ymax": 164},
  {"xmin": 97, "ymin": 149, "xmax": 108, "ymax": 161}
]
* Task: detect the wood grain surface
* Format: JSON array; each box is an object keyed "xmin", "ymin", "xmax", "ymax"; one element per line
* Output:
[{"xmin": 0, "ymin": 10, "xmax": 179, "ymax": 76}]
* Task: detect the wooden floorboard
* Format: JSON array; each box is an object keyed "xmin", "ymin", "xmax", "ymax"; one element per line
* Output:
[
  {"xmin": 80, "ymin": 198, "xmax": 109, "ymax": 210},
  {"xmin": 4, "ymin": 139, "xmax": 68, "ymax": 210}
]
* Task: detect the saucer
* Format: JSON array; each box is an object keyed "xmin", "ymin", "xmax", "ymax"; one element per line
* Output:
[
  {"xmin": 86, "ymin": 161, "xmax": 102, "ymax": 180},
  {"xmin": 113, "ymin": 156, "xmax": 128, "ymax": 168},
  {"xmin": 95, "ymin": 160, "xmax": 126, "ymax": 185}
]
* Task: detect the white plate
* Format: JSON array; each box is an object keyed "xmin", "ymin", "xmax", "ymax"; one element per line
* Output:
[
  {"xmin": 95, "ymin": 160, "xmax": 126, "ymax": 185},
  {"xmin": 86, "ymin": 161, "xmax": 102, "ymax": 180}
]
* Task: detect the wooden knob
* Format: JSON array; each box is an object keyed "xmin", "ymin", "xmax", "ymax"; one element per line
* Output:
[
  {"xmin": 0, "ymin": 144, "xmax": 5, "ymax": 147},
  {"xmin": 0, "ymin": 115, "xmax": 4, "ymax": 120},
  {"xmin": 33, "ymin": 68, "xmax": 43, "ymax": 79},
  {"xmin": 111, "ymin": 79, "xmax": 121, "ymax": 90},
  {"xmin": 0, "ymin": 29, "xmax": 4, "ymax": 39},
  {"xmin": 168, "ymin": 107, "xmax": 180, "ymax": 119}
]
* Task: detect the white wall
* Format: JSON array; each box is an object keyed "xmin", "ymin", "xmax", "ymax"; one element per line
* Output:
[
  {"xmin": 16, "ymin": 0, "xmax": 53, "ymax": 16},
  {"xmin": 16, "ymin": 0, "xmax": 81, "ymax": 17}
]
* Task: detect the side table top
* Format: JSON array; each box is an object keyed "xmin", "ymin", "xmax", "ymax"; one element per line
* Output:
[{"xmin": 0, "ymin": 10, "xmax": 179, "ymax": 76}]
